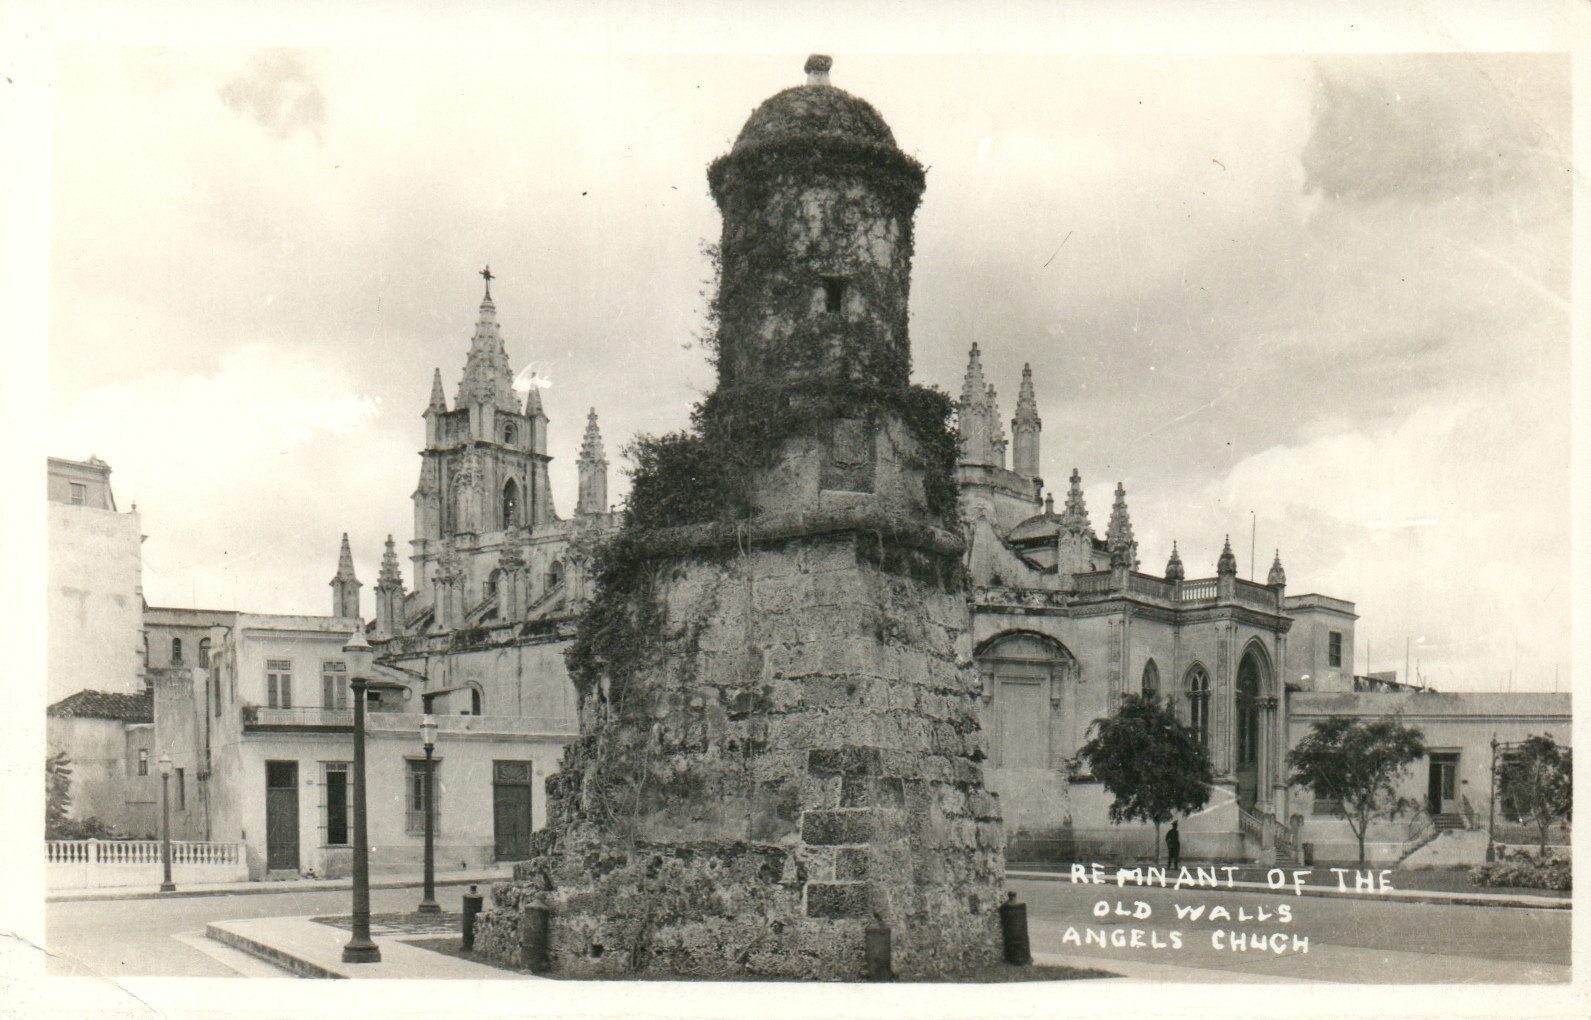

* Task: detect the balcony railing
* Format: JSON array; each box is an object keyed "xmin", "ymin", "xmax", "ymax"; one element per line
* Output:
[{"xmin": 1178, "ymin": 578, "xmax": 1218, "ymax": 601}]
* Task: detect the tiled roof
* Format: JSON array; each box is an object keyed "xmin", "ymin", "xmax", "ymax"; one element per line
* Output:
[{"xmin": 47, "ymin": 689, "xmax": 153, "ymax": 722}]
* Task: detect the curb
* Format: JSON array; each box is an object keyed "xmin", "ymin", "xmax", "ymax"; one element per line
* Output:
[
  {"xmin": 1006, "ymin": 870, "xmax": 1571, "ymax": 911},
  {"xmin": 47, "ymin": 873, "xmax": 509, "ymax": 904},
  {"xmin": 205, "ymin": 922, "xmax": 346, "ymax": 980}
]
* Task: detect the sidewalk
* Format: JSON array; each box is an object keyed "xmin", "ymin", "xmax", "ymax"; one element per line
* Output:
[
  {"xmin": 47, "ymin": 868, "xmax": 513, "ymax": 903},
  {"xmin": 1007, "ymin": 868, "xmax": 1571, "ymax": 910},
  {"xmin": 207, "ymin": 914, "xmax": 530, "ymax": 980}
]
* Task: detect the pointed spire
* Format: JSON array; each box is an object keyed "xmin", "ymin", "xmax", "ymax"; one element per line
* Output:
[
  {"xmin": 1106, "ymin": 482, "xmax": 1135, "ymax": 547},
  {"xmin": 986, "ymin": 383, "xmax": 1007, "ymax": 468},
  {"xmin": 577, "ymin": 408, "xmax": 609, "ymax": 516},
  {"xmin": 1217, "ymin": 534, "xmax": 1238, "ymax": 576},
  {"xmin": 427, "ymin": 368, "xmax": 447, "ymax": 414},
  {"xmin": 1165, "ymin": 542, "xmax": 1185, "ymax": 582},
  {"xmin": 330, "ymin": 532, "xmax": 362, "ymax": 619},
  {"xmin": 579, "ymin": 408, "xmax": 606, "ymax": 464},
  {"xmin": 1267, "ymin": 548, "xmax": 1287, "ymax": 588},
  {"xmin": 1058, "ymin": 468, "xmax": 1091, "ymax": 532},
  {"xmin": 524, "ymin": 377, "xmax": 546, "ymax": 419},
  {"xmin": 334, "ymin": 532, "xmax": 357, "ymax": 582},
  {"xmin": 1105, "ymin": 481, "xmax": 1138, "ymax": 569},
  {"xmin": 1011, "ymin": 364, "xmax": 1042, "ymax": 479},
  {"xmin": 379, "ymin": 534, "xmax": 403, "ymax": 587},
  {"xmin": 455, "ymin": 268, "xmax": 518, "ymax": 413},
  {"xmin": 1014, "ymin": 364, "xmax": 1039, "ymax": 425},
  {"xmin": 960, "ymin": 342, "xmax": 987, "ymax": 406}
]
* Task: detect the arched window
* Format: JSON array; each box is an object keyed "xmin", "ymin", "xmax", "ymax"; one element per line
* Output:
[
  {"xmin": 171, "ymin": 637, "xmax": 184, "ymax": 666},
  {"xmin": 1141, "ymin": 659, "xmax": 1160, "ymax": 698},
  {"xmin": 502, "ymin": 479, "xmax": 520, "ymax": 529},
  {"xmin": 485, "ymin": 568, "xmax": 501, "ymax": 600},
  {"xmin": 502, "ymin": 421, "xmax": 517, "ymax": 446},
  {"xmin": 470, "ymin": 688, "xmax": 483, "ymax": 716},
  {"xmin": 546, "ymin": 559, "xmax": 565, "ymax": 591},
  {"xmin": 975, "ymin": 632, "xmax": 1072, "ymax": 770},
  {"xmin": 1184, "ymin": 664, "xmax": 1210, "ymax": 746},
  {"xmin": 198, "ymin": 637, "xmax": 211, "ymax": 668}
]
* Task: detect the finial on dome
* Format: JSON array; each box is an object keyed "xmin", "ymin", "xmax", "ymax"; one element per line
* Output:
[{"xmin": 804, "ymin": 54, "xmax": 833, "ymax": 86}]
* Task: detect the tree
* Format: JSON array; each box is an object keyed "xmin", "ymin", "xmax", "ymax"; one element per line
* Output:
[
  {"xmin": 1496, "ymin": 734, "xmax": 1571, "ymax": 857},
  {"xmin": 1287, "ymin": 716, "xmax": 1426, "ymax": 864},
  {"xmin": 45, "ymin": 750, "xmax": 73, "ymax": 837},
  {"xmin": 1079, "ymin": 693, "xmax": 1214, "ymax": 864}
]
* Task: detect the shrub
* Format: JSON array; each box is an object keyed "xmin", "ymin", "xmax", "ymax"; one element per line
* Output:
[{"xmin": 1470, "ymin": 849, "xmax": 1571, "ymax": 891}]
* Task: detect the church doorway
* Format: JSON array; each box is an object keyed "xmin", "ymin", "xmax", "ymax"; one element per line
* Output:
[{"xmin": 1234, "ymin": 649, "xmax": 1265, "ymax": 811}]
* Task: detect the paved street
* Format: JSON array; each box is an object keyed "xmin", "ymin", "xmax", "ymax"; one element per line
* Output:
[
  {"xmin": 44, "ymin": 880, "xmax": 484, "ymax": 978},
  {"xmin": 43, "ymin": 875, "xmax": 1569, "ymax": 983},
  {"xmin": 1014, "ymin": 876, "xmax": 1570, "ymax": 983}
]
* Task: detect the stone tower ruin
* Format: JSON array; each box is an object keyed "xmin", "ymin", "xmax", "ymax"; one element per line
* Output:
[{"xmin": 476, "ymin": 54, "xmax": 1006, "ymax": 980}]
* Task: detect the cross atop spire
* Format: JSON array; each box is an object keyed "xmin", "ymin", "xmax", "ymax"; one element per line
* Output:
[{"xmin": 456, "ymin": 268, "xmax": 517, "ymax": 412}]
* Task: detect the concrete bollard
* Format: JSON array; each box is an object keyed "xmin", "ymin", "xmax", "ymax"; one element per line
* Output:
[
  {"xmin": 519, "ymin": 898, "xmax": 550, "ymax": 974},
  {"xmin": 461, "ymin": 884, "xmax": 483, "ymax": 951},
  {"xmin": 864, "ymin": 914, "xmax": 893, "ymax": 981},
  {"xmin": 999, "ymin": 891, "xmax": 1031, "ymax": 965}
]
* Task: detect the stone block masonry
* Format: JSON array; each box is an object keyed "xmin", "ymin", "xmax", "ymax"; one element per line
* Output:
[{"xmin": 477, "ymin": 532, "xmax": 1005, "ymax": 979}]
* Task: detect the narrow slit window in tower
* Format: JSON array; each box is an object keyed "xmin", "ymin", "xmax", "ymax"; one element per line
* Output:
[{"xmin": 822, "ymin": 276, "xmax": 846, "ymax": 314}]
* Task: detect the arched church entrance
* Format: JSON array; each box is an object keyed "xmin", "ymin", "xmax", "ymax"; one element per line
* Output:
[{"xmin": 1235, "ymin": 645, "xmax": 1267, "ymax": 811}]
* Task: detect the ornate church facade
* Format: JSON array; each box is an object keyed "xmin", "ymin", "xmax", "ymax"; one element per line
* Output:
[{"xmin": 951, "ymin": 344, "xmax": 1358, "ymax": 861}]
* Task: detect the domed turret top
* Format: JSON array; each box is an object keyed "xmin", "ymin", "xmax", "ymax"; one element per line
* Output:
[{"xmin": 730, "ymin": 54, "xmax": 899, "ymax": 155}]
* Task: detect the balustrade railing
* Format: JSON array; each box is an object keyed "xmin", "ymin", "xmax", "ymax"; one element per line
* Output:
[
  {"xmin": 1128, "ymin": 573, "xmax": 1173, "ymax": 599},
  {"xmin": 47, "ymin": 839, "xmax": 243, "ymax": 866},
  {"xmin": 1178, "ymin": 578, "xmax": 1218, "ymax": 601},
  {"xmin": 1234, "ymin": 579, "xmax": 1280, "ymax": 610},
  {"xmin": 1072, "ymin": 572, "xmax": 1112, "ymax": 594}
]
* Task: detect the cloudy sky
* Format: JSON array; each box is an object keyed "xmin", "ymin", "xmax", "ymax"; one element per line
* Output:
[{"xmin": 31, "ymin": 20, "xmax": 1574, "ymax": 691}]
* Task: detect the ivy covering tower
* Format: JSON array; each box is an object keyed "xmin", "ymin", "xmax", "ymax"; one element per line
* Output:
[{"xmin": 474, "ymin": 53, "xmax": 1005, "ymax": 980}]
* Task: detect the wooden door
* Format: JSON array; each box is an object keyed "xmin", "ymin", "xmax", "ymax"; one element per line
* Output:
[
  {"xmin": 492, "ymin": 761, "xmax": 534, "ymax": 862},
  {"xmin": 265, "ymin": 760, "xmax": 299, "ymax": 872}
]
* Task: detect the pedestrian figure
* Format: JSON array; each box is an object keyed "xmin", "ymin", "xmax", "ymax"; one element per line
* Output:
[{"xmin": 1166, "ymin": 820, "xmax": 1181, "ymax": 868}]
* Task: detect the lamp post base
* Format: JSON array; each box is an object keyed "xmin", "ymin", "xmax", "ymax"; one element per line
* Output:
[
  {"xmin": 159, "ymin": 882, "xmax": 177, "ymax": 893},
  {"xmin": 417, "ymin": 899, "xmax": 441, "ymax": 914},
  {"xmin": 341, "ymin": 939, "xmax": 382, "ymax": 964}
]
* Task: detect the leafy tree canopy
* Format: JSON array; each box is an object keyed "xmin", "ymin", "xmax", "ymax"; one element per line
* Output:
[
  {"xmin": 1287, "ymin": 716, "xmax": 1425, "ymax": 862},
  {"xmin": 1080, "ymin": 693, "xmax": 1214, "ymax": 829}
]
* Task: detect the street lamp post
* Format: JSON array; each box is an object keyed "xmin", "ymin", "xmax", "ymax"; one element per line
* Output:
[
  {"xmin": 418, "ymin": 715, "xmax": 440, "ymax": 914},
  {"xmin": 157, "ymin": 754, "xmax": 175, "ymax": 893},
  {"xmin": 342, "ymin": 627, "xmax": 381, "ymax": 964}
]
